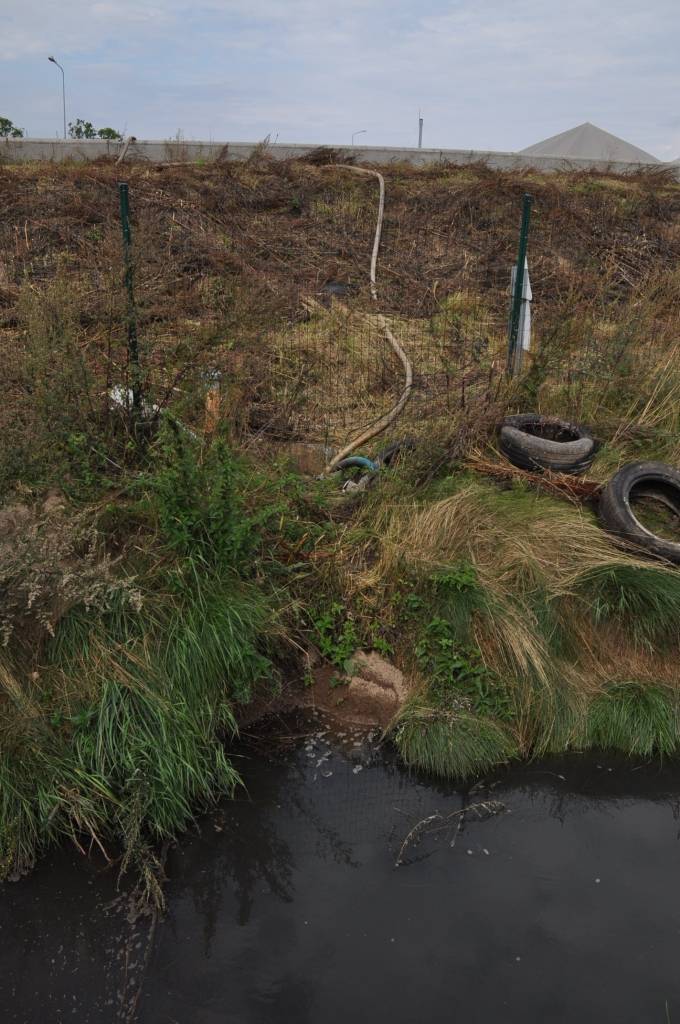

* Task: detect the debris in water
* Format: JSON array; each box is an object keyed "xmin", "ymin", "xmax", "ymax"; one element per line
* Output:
[{"xmin": 395, "ymin": 801, "xmax": 506, "ymax": 867}]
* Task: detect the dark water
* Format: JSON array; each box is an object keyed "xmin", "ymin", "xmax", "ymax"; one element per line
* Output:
[{"xmin": 2, "ymin": 713, "xmax": 680, "ymax": 1023}]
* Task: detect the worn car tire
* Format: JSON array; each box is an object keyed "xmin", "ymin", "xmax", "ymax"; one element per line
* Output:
[
  {"xmin": 334, "ymin": 455, "xmax": 378, "ymax": 474},
  {"xmin": 374, "ymin": 438, "xmax": 417, "ymax": 468},
  {"xmin": 498, "ymin": 413, "xmax": 596, "ymax": 475},
  {"xmin": 598, "ymin": 461, "xmax": 680, "ymax": 564}
]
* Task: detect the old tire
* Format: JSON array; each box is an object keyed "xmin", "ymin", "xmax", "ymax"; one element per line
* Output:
[
  {"xmin": 598, "ymin": 461, "xmax": 680, "ymax": 564},
  {"xmin": 498, "ymin": 413, "xmax": 596, "ymax": 475},
  {"xmin": 334, "ymin": 455, "xmax": 378, "ymax": 473},
  {"xmin": 375, "ymin": 438, "xmax": 417, "ymax": 468}
]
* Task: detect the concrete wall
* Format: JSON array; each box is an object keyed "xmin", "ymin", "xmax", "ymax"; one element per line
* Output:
[{"xmin": 2, "ymin": 137, "xmax": 678, "ymax": 178}]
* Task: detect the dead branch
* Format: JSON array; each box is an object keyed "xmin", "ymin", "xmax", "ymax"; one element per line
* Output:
[
  {"xmin": 466, "ymin": 449, "xmax": 602, "ymax": 503},
  {"xmin": 395, "ymin": 799, "xmax": 505, "ymax": 867}
]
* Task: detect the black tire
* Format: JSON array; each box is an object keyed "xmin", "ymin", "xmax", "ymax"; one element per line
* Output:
[
  {"xmin": 498, "ymin": 413, "xmax": 596, "ymax": 475},
  {"xmin": 374, "ymin": 438, "xmax": 417, "ymax": 468},
  {"xmin": 598, "ymin": 461, "xmax": 680, "ymax": 564},
  {"xmin": 333, "ymin": 455, "xmax": 378, "ymax": 473}
]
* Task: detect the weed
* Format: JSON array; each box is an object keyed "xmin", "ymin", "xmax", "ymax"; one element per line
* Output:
[
  {"xmin": 311, "ymin": 602, "xmax": 359, "ymax": 668},
  {"xmin": 147, "ymin": 422, "xmax": 264, "ymax": 569},
  {"xmin": 426, "ymin": 563, "xmax": 489, "ymax": 641},
  {"xmin": 415, "ymin": 616, "xmax": 513, "ymax": 721}
]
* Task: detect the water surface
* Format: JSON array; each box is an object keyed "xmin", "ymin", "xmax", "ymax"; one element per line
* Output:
[{"xmin": 2, "ymin": 713, "xmax": 680, "ymax": 1023}]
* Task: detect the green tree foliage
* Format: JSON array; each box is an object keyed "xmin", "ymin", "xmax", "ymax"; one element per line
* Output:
[
  {"xmin": 68, "ymin": 119, "xmax": 97, "ymax": 139},
  {"xmin": 0, "ymin": 116, "xmax": 24, "ymax": 138},
  {"xmin": 68, "ymin": 119, "xmax": 122, "ymax": 141},
  {"xmin": 97, "ymin": 126, "xmax": 123, "ymax": 140}
]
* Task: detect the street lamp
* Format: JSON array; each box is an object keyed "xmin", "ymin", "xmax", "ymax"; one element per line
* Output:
[
  {"xmin": 351, "ymin": 130, "xmax": 366, "ymax": 146},
  {"xmin": 48, "ymin": 56, "xmax": 66, "ymax": 139}
]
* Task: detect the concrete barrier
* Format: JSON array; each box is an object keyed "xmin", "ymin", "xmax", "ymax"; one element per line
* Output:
[{"xmin": 2, "ymin": 137, "xmax": 678, "ymax": 179}]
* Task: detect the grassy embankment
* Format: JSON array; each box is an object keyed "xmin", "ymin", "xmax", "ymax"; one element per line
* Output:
[{"xmin": 1, "ymin": 156, "xmax": 680, "ymax": 885}]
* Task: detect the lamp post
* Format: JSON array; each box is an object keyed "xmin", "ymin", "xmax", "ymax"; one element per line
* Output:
[
  {"xmin": 351, "ymin": 130, "xmax": 366, "ymax": 146},
  {"xmin": 48, "ymin": 56, "xmax": 66, "ymax": 139}
]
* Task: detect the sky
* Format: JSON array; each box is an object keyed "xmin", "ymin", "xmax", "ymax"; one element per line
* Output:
[{"xmin": 2, "ymin": 0, "xmax": 679, "ymax": 159}]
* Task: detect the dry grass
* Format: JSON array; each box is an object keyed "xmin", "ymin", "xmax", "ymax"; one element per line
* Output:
[
  {"xmin": 369, "ymin": 483, "xmax": 654, "ymax": 590},
  {"xmin": 259, "ymin": 296, "xmax": 507, "ymax": 446},
  {"xmin": 2, "ymin": 159, "xmax": 679, "ymax": 469},
  {"xmin": 350, "ymin": 476, "xmax": 680, "ymax": 773},
  {"xmin": 358, "ymin": 479, "xmax": 680, "ymax": 696}
]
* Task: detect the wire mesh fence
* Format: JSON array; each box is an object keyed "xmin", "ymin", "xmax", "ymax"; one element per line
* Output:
[
  {"xmin": 249, "ymin": 294, "xmax": 507, "ymax": 449},
  {"xmin": 3, "ymin": 161, "xmax": 680, "ymax": 468}
]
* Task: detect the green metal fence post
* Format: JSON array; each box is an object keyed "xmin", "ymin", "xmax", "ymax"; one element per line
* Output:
[
  {"xmin": 507, "ymin": 192, "xmax": 533, "ymax": 378},
  {"xmin": 118, "ymin": 181, "xmax": 142, "ymax": 418}
]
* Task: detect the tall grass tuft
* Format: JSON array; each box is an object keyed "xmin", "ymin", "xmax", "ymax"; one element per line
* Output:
[
  {"xmin": 519, "ymin": 676, "xmax": 588, "ymax": 756},
  {"xmin": 585, "ymin": 682, "xmax": 679, "ymax": 757},
  {"xmin": 0, "ymin": 572, "xmax": 274, "ymax": 885},
  {"xmin": 576, "ymin": 564, "xmax": 680, "ymax": 648},
  {"xmin": 395, "ymin": 702, "xmax": 517, "ymax": 779}
]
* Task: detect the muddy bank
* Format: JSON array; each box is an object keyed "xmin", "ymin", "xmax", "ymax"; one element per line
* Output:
[{"xmin": 238, "ymin": 650, "xmax": 413, "ymax": 731}]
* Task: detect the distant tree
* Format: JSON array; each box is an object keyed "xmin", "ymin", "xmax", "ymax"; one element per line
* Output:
[
  {"xmin": 97, "ymin": 127, "xmax": 123, "ymax": 141},
  {"xmin": 0, "ymin": 117, "xmax": 24, "ymax": 138},
  {"xmin": 68, "ymin": 119, "xmax": 97, "ymax": 139},
  {"xmin": 68, "ymin": 119, "xmax": 122, "ymax": 141}
]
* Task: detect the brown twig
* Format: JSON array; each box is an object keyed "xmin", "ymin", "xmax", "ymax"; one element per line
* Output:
[
  {"xmin": 466, "ymin": 449, "xmax": 602, "ymax": 503},
  {"xmin": 395, "ymin": 799, "xmax": 505, "ymax": 867}
]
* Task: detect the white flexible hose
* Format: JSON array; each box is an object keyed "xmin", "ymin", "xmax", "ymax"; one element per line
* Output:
[{"xmin": 319, "ymin": 164, "xmax": 413, "ymax": 475}]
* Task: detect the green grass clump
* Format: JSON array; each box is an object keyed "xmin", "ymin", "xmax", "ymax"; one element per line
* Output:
[
  {"xmin": 577, "ymin": 564, "xmax": 680, "ymax": 648},
  {"xmin": 1, "ymin": 572, "xmax": 273, "ymax": 885},
  {"xmin": 395, "ymin": 703, "xmax": 517, "ymax": 779},
  {"xmin": 585, "ymin": 682, "xmax": 679, "ymax": 758},
  {"xmin": 0, "ymin": 432, "xmax": 294, "ymax": 888}
]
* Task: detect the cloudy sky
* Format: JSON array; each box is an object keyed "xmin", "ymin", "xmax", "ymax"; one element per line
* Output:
[{"xmin": 2, "ymin": 0, "xmax": 679, "ymax": 158}]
